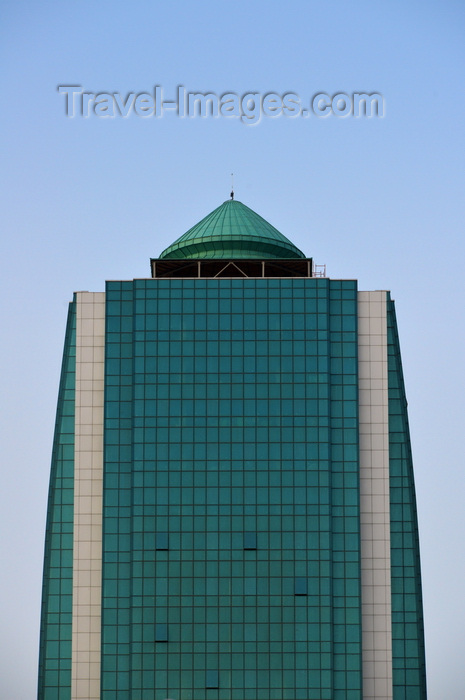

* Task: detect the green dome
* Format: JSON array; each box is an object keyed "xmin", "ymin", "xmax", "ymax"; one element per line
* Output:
[{"xmin": 159, "ymin": 199, "xmax": 306, "ymax": 260}]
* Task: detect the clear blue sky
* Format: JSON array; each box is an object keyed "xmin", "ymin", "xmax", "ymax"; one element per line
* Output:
[{"xmin": 1, "ymin": 2, "xmax": 464, "ymax": 698}]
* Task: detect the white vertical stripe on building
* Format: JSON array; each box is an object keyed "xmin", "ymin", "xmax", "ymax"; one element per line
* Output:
[
  {"xmin": 358, "ymin": 291, "xmax": 393, "ymax": 700},
  {"xmin": 71, "ymin": 292, "xmax": 105, "ymax": 700}
]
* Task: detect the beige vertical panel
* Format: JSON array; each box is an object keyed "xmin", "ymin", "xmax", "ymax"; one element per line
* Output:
[
  {"xmin": 358, "ymin": 291, "xmax": 393, "ymax": 700},
  {"xmin": 71, "ymin": 292, "xmax": 105, "ymax": 700}
]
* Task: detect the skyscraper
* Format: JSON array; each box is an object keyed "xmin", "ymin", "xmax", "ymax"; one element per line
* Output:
[{"xmin": 38, "ymin": 198, "xmax": 427, "ymax": 700}]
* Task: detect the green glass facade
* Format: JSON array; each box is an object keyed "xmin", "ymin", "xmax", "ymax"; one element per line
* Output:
[
  {"xmin": 100, "ymin": 277, "xmax": 362, "ymax": 700},
  {"xmin": 38, "ymin": 200, "xmax": 427, "ymax": 699},
  {"xmin": 387, "ymin": 297, "xmax": 427, "ymax": 700},
  {"xmin": 39, "ymin": 302, "xmax": 76, "ymax": 699}
]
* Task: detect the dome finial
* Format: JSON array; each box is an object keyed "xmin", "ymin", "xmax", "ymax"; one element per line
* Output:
[{"xmin": 230, "ymin": 173, "xmax": 234, "ymax": 200}]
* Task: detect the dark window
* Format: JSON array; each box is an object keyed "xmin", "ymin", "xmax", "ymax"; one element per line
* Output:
[
  {"xmin": 243, "ymin": 532, "xmax": 257, "ymax": 550},
  {"xmin": 206, "ymin": 670, "xmax": 219, "ymax": 689},
  {"xmin": 155, "ymin": 623, "xmax": 168, "ymax": 642},
  {"xmin": 156, "ymin": 532, "xmax": 169, "ymax": 550},
  {"xmin": 294, "ymin": 578, "xmax": 307, "ymax": 596}
]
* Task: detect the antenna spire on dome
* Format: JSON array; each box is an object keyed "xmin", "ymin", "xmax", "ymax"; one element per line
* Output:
[{"xmin": 230, "ymin": 173, "xmax": 234, "ymax": 200}]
